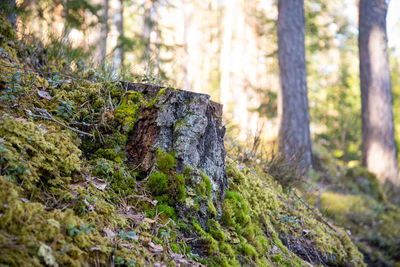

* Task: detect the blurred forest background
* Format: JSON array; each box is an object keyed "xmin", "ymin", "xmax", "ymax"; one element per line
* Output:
[
  {"xmin": 2, "ymin": 1, "xmax": 400, "ymax": 265},
  {"xmin": 3, "ymin": 0, "xmax": 400, "ymax": 171}
]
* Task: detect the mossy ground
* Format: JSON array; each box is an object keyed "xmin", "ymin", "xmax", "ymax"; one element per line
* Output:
[{"xmin": 0, "ymin": 14, "xmax": 370, "ymax": 266}]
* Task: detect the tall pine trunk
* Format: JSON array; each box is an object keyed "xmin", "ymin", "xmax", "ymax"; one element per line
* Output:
[
  {"xmin": 3, "ymin": 0, "xmax": 17, "ymax": 27},
  {"xmin": 112, "ymin": 0, "xmax": 124, "ymax": 71},
  {"xmin": 277, "ymin": 0, "xmax": 312, "ymax": 174},
  {"xmin": 143, "ymin": 0, "xmax": 153, "ymax": 62},
  {"xmin": 90, "ymin": 0, "xmax": 108, "ymax": 65},
  {"xmin": 359, "ymin": 0, "xmax": 398, "ymax": 185}
]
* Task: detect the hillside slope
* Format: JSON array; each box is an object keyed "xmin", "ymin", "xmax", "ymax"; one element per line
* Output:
[{"xmin": 0, "ymin": 15, "xmax": 364, "ymax": 266}]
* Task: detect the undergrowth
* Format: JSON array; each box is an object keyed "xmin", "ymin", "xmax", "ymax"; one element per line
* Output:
[{"xmin": 0, "ymin": 13, "xmax": 370, "ymax": 267}]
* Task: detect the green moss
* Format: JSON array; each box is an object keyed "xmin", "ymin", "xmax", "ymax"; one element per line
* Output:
[
  {"xmin": 157, "ymin": 203, "xmax": 176, "ymax": 219},
  {"xmin": 0, "ymin": 114, "xmax": 81, "ymax": 199},
  {"xmin": 241, "ymin": 243, "xmax": 258, "ymax": 258},
  {"xmin": 0, "ymin": 14, "xmax": 19, "ymax": 59},
  {"xmin": 146, "ymin": 88, "xmax": 167, "ymax": 107},
  {"xmin": 146, "ymin": 150, "xmax": 186, "ymax": 219},
  {"xmin": 147, "ymin": 172, "xmax": 169, "ymax": 195},
  {"xmin": 156, "ymin": 149, "xmax": 176, "ymax": 172},
  {"xmin": 341, "ymin": 166, "xmax": 386, "ymax": 202},
  {"xmin": 115, "ymin": 91, "xmax": 144, "ymax": 133},
  {"xmin": 319, "ymin": 191, "xmax": 400, "ymax": 264},
  {"xmin": 197, "ymin": 174, "xmax": 212, "ymax": 197}
]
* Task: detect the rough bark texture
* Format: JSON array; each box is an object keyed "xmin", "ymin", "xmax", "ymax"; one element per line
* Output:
[
  {"xmin": 90, "ymin": 0, "xmax": 108, "ymax": 65},
  {"xmin": 359, "ymin": 0, "xmax": 398, "ymax": 185},
  {"xmin": 277, "ymin": 0, "xmax": 312, "ymax": 174},
  {"xmin": 124, "ymin": 82, "xmax": 228, "ymax": 221},
  {"xmin": 111, "ymin": 0, "xmax": 123, "ymax": 70},
  {"xmin": 143, "ymin": 0, "xmax": 153, "ymax": 60},
  {"xmin": 8, "ymin": 0, "xmax": 17, "ymax": 27}
]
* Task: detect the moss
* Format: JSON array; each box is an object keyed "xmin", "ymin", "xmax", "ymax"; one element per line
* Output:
[
  {"xmin": 114, "ymin": 91, "xmax": 144, "ymax": 133},
  {"xmin": 157, "ymin": 203, "xmax": 176, "ymax": 219},
  {"xmin": 148, "ymin": 172, "xmax": 169, "ymax": 196},
  {"xmin": 319, "ymin": 191, "xmax": 400, "ymax": 265},
  {"xmin": 146, "ymin": 150, "xmax": 186, "ymax": 219},
  {"xmin": 241, "ymin": 243, "xmax": 258, "ymax": 258},
  {"xmin": 0, "ymin": 114, "xmax": 81, "ymax": 199},
  {"xmin": 0, "ymin": 14, "xmax": 19, "ymax": 59},
  {"xmin": 341, "ymin": 166, "xmax": 386, "ymax": 202},
  {"xmin": 0, "ymin": 20, "xmax": 372, "ymax": 266},
  {"xmin": 147, "ymin": 88, "xmax": 167, "ymax": 107},
  {"xmin": 156, "ymin": 149, "xmax": 177, "ymax": 172}
]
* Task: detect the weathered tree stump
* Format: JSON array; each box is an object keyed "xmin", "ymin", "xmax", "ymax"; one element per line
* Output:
[{"xmin": 123, "ymin": 82, "xmax": 228, "ymax": 223}]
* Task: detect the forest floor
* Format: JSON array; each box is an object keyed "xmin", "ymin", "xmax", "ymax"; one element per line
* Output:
[{"xmin": 0, "ymin": 14, "xmax": 399, "ymax": 267}]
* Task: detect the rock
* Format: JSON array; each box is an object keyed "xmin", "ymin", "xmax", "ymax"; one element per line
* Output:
[{"xmin": 123, "ymin": 82, "xmax": 228, "ymax": 220}]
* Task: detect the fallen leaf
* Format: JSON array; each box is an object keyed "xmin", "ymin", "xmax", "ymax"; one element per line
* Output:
[
  {"xmin": 37, "ymin": 89, "xmax": 51, "ymax": 100},
  {"xmin": 271, "ymin": 245, "xmax": 278, "ymax": 254},
  {"xmin": 88, "ymin": 177, "xmax": 107, "ymax": 191},
  {"xmin": 124, "ymin": 213, "xmax": 144, "ymax": 221},
  {"xmin": 303, "ymin": 229, "xmax": 311, "ymax": 235},
  {"xmin": 148, "ymin": 242, "xmax": 163, "ymax": 253},
  {"xmin": 120, "ymin": 242, "xmax": 134, "ymax": 249},
  {"xmin": 20, "ymin": 198, "xmax": 29, "ymax": 203},
  {"xmin": 83, "ymin": 199, "xmax": 95, "ymax": 211},
  {"xmin": 144, "ymin": 218, "xmax": 156, "ymax": 224},
  {"xmin": 171, "ymin": 253, "xmax": 188, "ymax": 264},
  {"xmin": 138, "ymin": 196, "xmax": 158, "ymax": 206},
  {"xmin": 37, "ymin": 125, "xmax": 47, "ymax": 134},
  {"xmin": 103, "ymin": 227, "xmax": 116, "ymax": 239}
]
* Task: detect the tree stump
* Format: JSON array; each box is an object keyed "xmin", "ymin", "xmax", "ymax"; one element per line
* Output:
[{"xmin": 123, "ymin": 82, "xmax": 228, "ymax": 224}]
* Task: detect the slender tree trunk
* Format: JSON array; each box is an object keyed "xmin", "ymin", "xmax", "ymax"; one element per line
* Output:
[
  {"xmin": 90, "ymin": 0, "xmax": 108, "ymax": 65},
  {"xmin": 3, "ymin": 0, "xmax": 17, "ymax": 27},
  {"xmin": 143, "ymin": 0, "xmax": 153, "ymax": 62},
  {"xmin": 102, "ymin": 0, "xmax": 109, "ymax": 63},
  {"xmin": 182, "ymin": 0, "xmax": 192, "ymax": 91},
  {"xmin": 359, "ymin": 0, "xmax": 398, "ymax": 185},
  {"xmin": 112, "ymin": 0, "xmax": 124, "ymax": 70},
  {"xmin": 219, "ymin": 0, "xmax": 234, "ymax": 113},
  {"xmin": 277, "ymin": 0, "xmax": 312, "ymax": 174}
]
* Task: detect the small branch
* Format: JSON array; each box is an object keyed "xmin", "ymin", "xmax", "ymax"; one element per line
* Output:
[{"xmin": 25, "ymin": 108, "xmax": 94, "ymax": 137}]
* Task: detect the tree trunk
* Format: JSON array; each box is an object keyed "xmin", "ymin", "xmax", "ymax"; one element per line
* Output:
[
  {"xmin": 219, "ymin": 0, "xmax": 234, "ymax": 113},
  {"xmin": 182, "ymin": 0, "xmax": 192, "ymax": 91},
  {"xmin": 277, "ymin": 0, "xmax": 312, "ymax": 174},
  {"xmin": 359, "ymin": 0, "xmax": 398, "ymax": 185},
  {"xmin": 122, "ymin": 82, "xmax": 228, "ymax": 228},
  {"xmin": 112, "ymin": 0, "xmax": 123, "ymax": 71},
  {"xmin": 90, "ymin": 0, "xmax": 108, "ymax": 65},
  {"xmin": 3, "ymin": 0, "xmax": 17, "ymax": 27},
  {"xmin": 143, "ymin": 0, "xmax": 153, "ymax": 62}
]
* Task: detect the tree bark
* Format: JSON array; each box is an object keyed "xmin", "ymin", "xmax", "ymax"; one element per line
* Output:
[
  {"xmin": 90, "ymin": 0, "xmax": 108, "ymax": 65},
  {"xmin": 112, "ymin": 0, "xmax": 123, "ymax": 71},
  {"xmin": 3, "ymin": 0, "xmax": 17, "ymax": 27},
  {"xmin": 359, "ymin": 0, "xmax": 398, "ymax": 185},
  {"xmin": 123, "ymin": 82, "xmax": 228, "ymax": 227},
  {"xmin": 143, "ymin": 0, "xmax": 153, "ymax": 62},
  {"xmin": 277, "ymin": 0, "xmax": 312, "ymax": 174}
]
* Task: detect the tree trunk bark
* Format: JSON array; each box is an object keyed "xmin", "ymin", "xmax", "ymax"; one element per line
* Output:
[
  {"xmin": 143, "ymin": 0, "xmax": 153, "ymax": 62},
  {"xmin": 359, "ymin": 0, "xmax": 398, "ymax": 185},
  {"xmin": 90, "ymin": 0, "xmax": 108, "ymax": 65},
  {"xmin": 112, "ymin": 0, "xmax": 123, "ymax": 71},
  {"xmin": 4, "ymin": 0, "xmax": 17, "ymax": 27},
  {"xmin": 277, "ymin": 0, "xmax": 312, "ymax": 174},
  {"xmin": 123, "ymin": 82, "xmax": 228, "ymax": 227}
]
